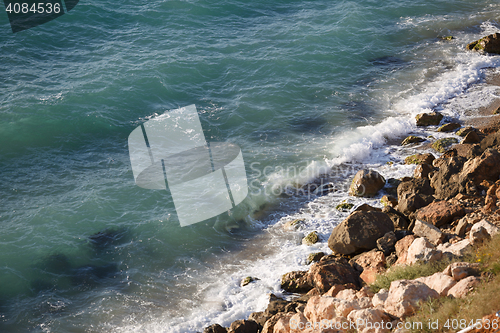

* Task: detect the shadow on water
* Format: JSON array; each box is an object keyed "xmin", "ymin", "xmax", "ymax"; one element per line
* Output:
[
  {"xmin": 88, "ymin": 227, "xmax": 130, "ymax": 254},
  {"xmin": 341, "ymin": 100, "xmax": 376, "ymax": 123},
  {"xmin": 369, "ymin": 55, "xmax": 407, "ymax": 69},
  {"xmin": 289, "ymin": 115, "xmax": 327, "ymax": 133}
]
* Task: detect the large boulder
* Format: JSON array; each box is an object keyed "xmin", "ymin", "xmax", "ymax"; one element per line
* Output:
[
  {"xmin": 307, "ymin": 256, "xmax": 361, "ymax": 293},
  {"xmin": 328, "ymin": 211, "xmax": 394, "ymax": 255},
  {"xmin": 447, "ymin": 276, "xmax": 481, "ymax": 298},
  {"xmin": 397, "ymin": 178, "xmax": 434, "ymax": 215},
  {"xmin": 349, "ymin": 169, "xmax": 386, "ymax": 197},
  {"xmin": 416, "ymin": 201, "xmax": 464, "ymax": 227},
  {"xmin": 415, "ymin": 112, "xmax": 443, "ymax": 126},
  {"xmin": 480, "ymin": 129, "xmax": 500, "ymax": 151},
  {"xmin": 406, "ymin": 237, "xmax": 443, "ymax": 264},
  {"xmin": 429, "ymin": 156, "xmax": 465, "ymax": 200},
  {"xmin": 466, "ymin": 33, "xmax": 500, "ymax": 54},
  {"xmin": 347, "ymin": 308, "xmax": 392, "ymax": 333},
  {"xmin": 415, "ymin": 272, "xmax": 457, "ymax": 296},
  {"xmin": 384, "ymin": 280, "xmax": 440, "ymax": 318},
  {"xmin": 412, "ymin": 220, "xmax": 445, "ymax": 245}
]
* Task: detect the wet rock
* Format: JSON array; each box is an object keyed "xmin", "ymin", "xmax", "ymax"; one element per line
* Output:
[
  {"xmin": 302, "ymin": 231, "xmax": 319, "ymax": 246},
  {"xmin": 335, "ymin": 202, "xmax": 354, "ymax": 211},
  {"xmin": 204, "ymin": 324, "xmax": 227, "ymax": 333},
  {"xmin": 466, "ymin": 33, "xmax": 500, "ymax": 54},
  {"xmin": 406, "ymin": 237, "xmax": 443, "ymax": 264},
  {"xmin": 438, "ymin": 123, "xmax": 461, "ymax": 132},
  {"xmin": 241, "ymin": 276, "xmax": 258, "ymax": 287},
  {"xmin": 283, "ymin": 219, "xmax": 305, "ymax": 231},
  {"xmin": 412, "ymin": 220, "xmax": 445, "ymax": 245},
  {"xmin": 447, "ymin": 276, "xmax": 481, "ymax": 298},
  {"xmin": 462, "ymin": 131, "xmax": 480, "ymax": 144},
  {"xmin": 307, "ymin": 256, "xmax": 361, "ymax": 293},
  {"xmin": 377, "ymin": 231, "xmax": 397, "ymax": 255},
  {"xmin": 415, "ymin": 272, "xmax": 457, "ymax": 296},
  {"xmin": 384, "ymin": 280, "xmax": 440, "ymax": 318},
  {"xmin": 306, "ymin": 252, "xmax": 325, "ymax": 265},
  {"xmin": 228, "ymin": 320, "xmax": 259, "ymax": 333},
  {"xmin": 413, "ymin": 164, "xmax": 433, "ymax": 179},
  {"xmin": 432, "ymin": 137, "xmax": 459, "ymax": 153},
  {"xmin": 404, "ymin": 153, "xmax": 435, "ymax": 165},
  {"xmin": 71, "ymin": 263, "xmax": 119, "ymax": 288},
  {"xmin": 416, "ymin": 201, "xmax": 464, "ymax": 227},
  {"xmin": 328, "ymin": 211, "xmax": 394, "ymax": 255},
  {"xmin": 397, "ymin": 178, "xmax": 434, "ymax": 215},
  {"xmin": 416, "ymin": 112, "xmax": 443, "ymax": 126},
  {"xmin": 401, "ymin": 135, "xmax": 426, "ymax": 145},
  {"xmin": 281, "ymin": 271, "xmax": 313, "ymax": 293},
  {"xmin": 349, "ymin": 169, "xmax": 386, "ymax": 197}
]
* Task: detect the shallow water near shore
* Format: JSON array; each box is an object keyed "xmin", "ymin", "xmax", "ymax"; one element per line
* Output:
[{"xmin": 1, "ymin": 0, "xmax": 500, "ymax": 332}]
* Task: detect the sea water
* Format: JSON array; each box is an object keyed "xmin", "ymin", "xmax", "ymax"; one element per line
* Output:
[{"xmin": 1, "ymin": 0, "xmax": 500, "ymax": 332}]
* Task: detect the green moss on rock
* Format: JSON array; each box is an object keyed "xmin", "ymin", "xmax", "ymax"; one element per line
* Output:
[
  {"xmin": 336, "ymin": 202, "xmax": 354, "ymax": 211},
  {"xmin": 432, "ymin": 137, "xmax": 459, "ymax": 153},
  {"xmin": 302, "ymin": 231, "xmax": 319, "ymax": 246},
  {"xmin": 401, "ymin": 135, "xmax": 426, "ymax": 146},
  {"xmin": 437, "ymin": 123, "xmax": 461, "ymax": 133}
]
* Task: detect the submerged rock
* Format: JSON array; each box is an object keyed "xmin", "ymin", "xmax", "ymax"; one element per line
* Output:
[
  {"xmin": 401, "ymin": 135, "xmax": 425, "ymax": 146},
  {"xmin": 438, "ymin": 123, "xmax": 461, "ymax": 132},
  {"xmin": 415, "ymin": 112, "xmax": 443, "ymax": 126},
  {"xmin": 466, "ymin": 33, "xmax": 500, "ymax": 54},
  {"xmin": 335, "ymin": 202, "xmax": 354, "ymax": 211},
  {"xmin": 349, "ymin": 169, "xmax": 386, "ymax": 197},
  {"xmin": 88, "ymin": 228, "xmax": 128, "ymax": 251}
]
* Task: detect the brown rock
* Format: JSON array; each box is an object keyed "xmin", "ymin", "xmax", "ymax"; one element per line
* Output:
[
  {"xmin": 204, "ymin": 324, "xmax": 228, "ymax": 333},
  {"xmin": 381, "ymin": 195, "xmax": 398, "ymax": 208},
  {"xmin": 281, "ymin": 271, "xmax": 313, "ymax": 293},
  {"xmin": 248, "ymin": 312, "xmax": 267, "ymax": 328},
  {"xmin": 384, "ymin": 280, "xmax": 440, "ymax": 318},
  {"xmin": 323, "ymin": 284, "xmax": 347, "ymax": 297},
  {"xmin": 414, "ymin": 163, "xmax": 434, "ymax": 179},
  {"xmin": 352, "ymin": 250, "xmax": 386, "ymax": 285},
  {"xmin": 395, "ymin": 235, "xmax": 416, "ymax": 265},
  {"xmin": 349, "ymin": 169, "xmax": 386, "ymax": 197},
  {"xmin": 228, "ymin": 320, "xmax": 259, "ymax": 333},
  {"xmin": 456, "ymin": 126, "xmax": 475, "ymax": 137},
  {"xmin": 467, "ymin": 33, "xmax": 500, "ymax": 54},
  {"xmin": 382, "ymin": 206, "xmax": 410, "ymax": 230},
  {"xmin": 401, "ymin": 135, "xmax": 426, "ymax": 145},
  {"xmin": 404, "ymin": 153, "xmax": 435, "ymax": 165},
  {"xmin": 328, "ymin": 211, "xmax": 394, "ymax": 255},
  {"xmin": 480, "ymin": 129, "xmax": 500, "ymax": 151},
  {"xmin": 438, "ymin": 123, "xmax": 461, "ymax": 132},
  {"xmin": 415, "ymin": 112, "xmax": 443, "ymax": 126},
  {"xmin": 308, "ymin": 256, "xmax": 361, "ymax": 293},
  {"xmin": 397, "ymin": 178, "xmax": 434, "ymax": 215},
  {"xmin": 416, "ymin": 201, "xmax": 465, "ymax": 227},
  {"xmin": 447, "ymin": 276, "xmax": 481, "ymax": 298},
  {"xmin": 429, "ymin": 156, "xmax": 465, "ymax": 200},
  {"xmin": 436, "ymin": 239, "xmax": 472, "ymax": 257},
  {"xmin": 261, "ymin": 313, "xmax": 292, "ymax": 333},
  {"xmin": 303, "ymin": 296, "xmax": 353, "ymax": 322},
  {"xmin": 462, "ymin": 131, "xmax": 480, "ymax": 144},
  {"xmin": 354, "ymin": 203, "xmax": 382, "ymax": 212},
  {"xmin": 377, "ymin": 231, "xmax": 397, "ymax": 255},
  {"xmin": 459, "ymin": 148, "xmax": 500, "ymax": 187},
  {"xmin": 412, "ymin": 220, "xmax": 445, "ymax": 245}
]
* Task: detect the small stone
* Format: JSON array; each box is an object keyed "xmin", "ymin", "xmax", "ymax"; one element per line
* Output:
[
  {"xmin": 302, "ymin": 231, "xmax": 319, "ymax": 246},
  {"xmin": 229, "ymin": 320, "xmax": 259, "ymax": 333},
  {"xmin": 203, "ymin": 324, "xmax": 227, "ymax": 333},
  {"xmin": 455, "ymin": 217, "xmax": 470, "ymax": 237},
  {"xmin": 443, "ymin": 262, "xmax": 480, "ymax": 281},
  {"xmin": 306, "ymin": 252, "xmax": 325, "ymax": 265},
  {"xmin": 432, "ymin": 137, "xmax": 459, "ymax": 153},
  {"xmin": 437, "ymin": 239, "xmax": 472, "ymax": 257},
  {"xmin": 406, "ymin": 237, "xmax": 443, "ymax": 264},
  {"xmin": 335, "ymin": 202, "xmax": 354, "ymax": 211},
  {"xmin": 412, "ymin": 220, "xmax": 445, "ymax": 245},
  {"xmin": 416, "ymin": 112, "xmax": 444, "ymax": 126},
  {"xmin": 401, "ymin": 135, "xmax": 426, "ymax": 145},
  {"xmin": 240, "ymin": 276, "xmax": 258, "ymax": 287},
  {"xmin": 438, "ymin": 123, "xmax": 461, "ymax": 132},
  {"xmin": 441, "ymin": 36, "xmax": 454, "ymax": 41},
  {"xmin": 414, "ymin": 163, "xmax": 434, "ymax": 179},
  {"xmin": 447, "ymin": 276, "xmax": 481, "ymax": 298},
  {"xmin": 381, "ymin": 195, "xmax": 398, "ymax": 207},
  {"xmin": 283, "ymin": 219, "xmax": 304, "ymax": 231}
]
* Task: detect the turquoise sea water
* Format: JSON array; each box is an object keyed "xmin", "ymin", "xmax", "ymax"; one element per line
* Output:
[{"xmin": 1, "ymin": 0, "xmax": 500, "ymax": 332}]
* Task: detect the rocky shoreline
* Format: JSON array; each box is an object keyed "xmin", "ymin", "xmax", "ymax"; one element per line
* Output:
[{"xmin": 200, "ymin": 34, "xmax": 500, "ymax": 333}]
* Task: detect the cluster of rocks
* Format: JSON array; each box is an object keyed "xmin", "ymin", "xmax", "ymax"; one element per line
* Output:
[{"xmin": 200, "ymin": 33, "xmax": 500, "ymax": 333}]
